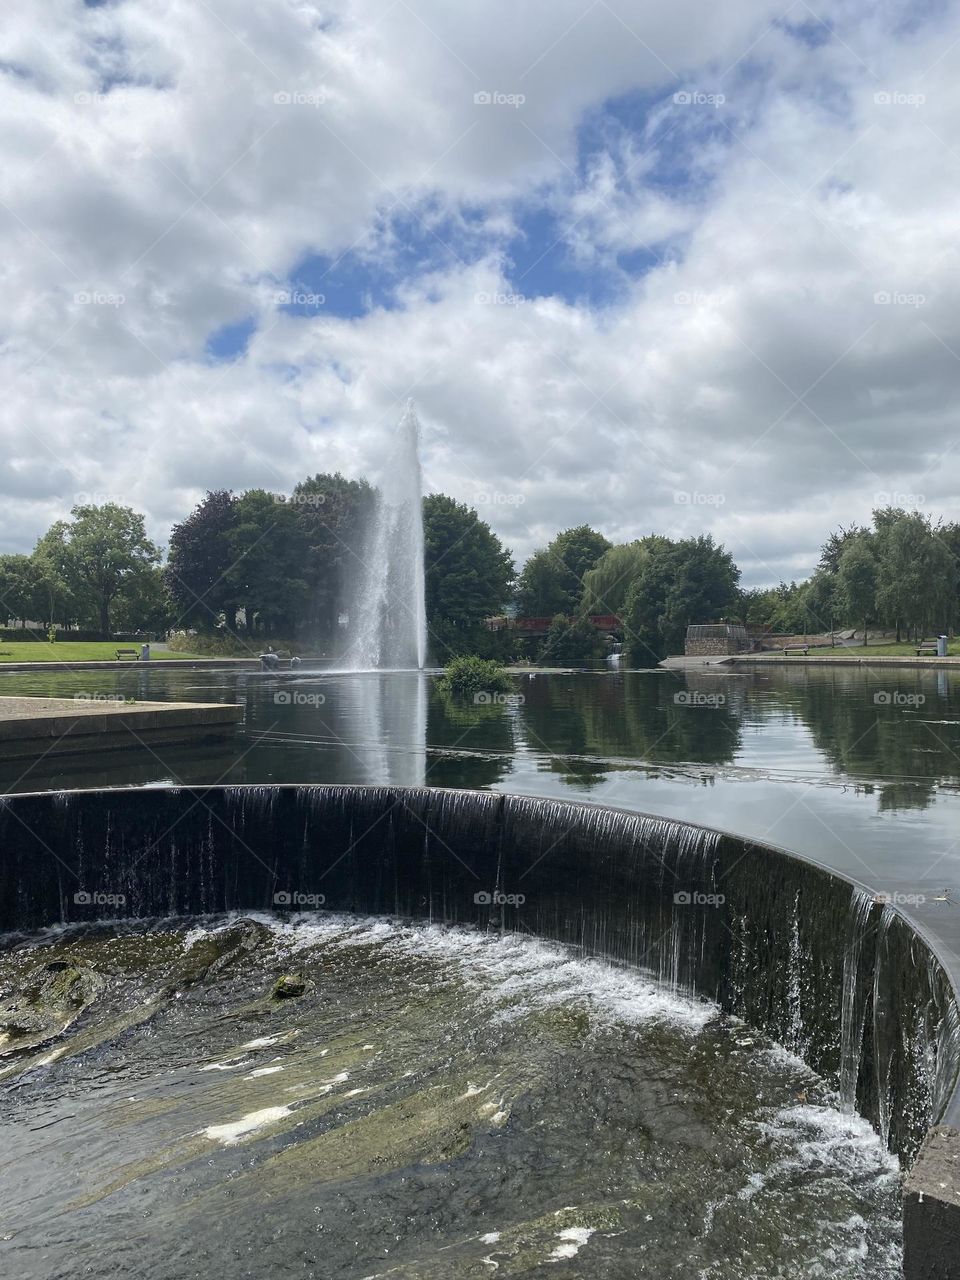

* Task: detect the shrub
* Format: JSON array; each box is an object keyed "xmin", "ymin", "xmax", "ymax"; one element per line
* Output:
[{"xmin": 436, "ymin": 655, "xmax": 512, "ymax": 699}]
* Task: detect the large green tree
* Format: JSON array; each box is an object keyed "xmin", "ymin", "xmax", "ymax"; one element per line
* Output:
[
  {"xmin": 837, "ymin": 534, "xmax": 878, "ymax": 645},
  {"xmin": 423, "ymin": 494, "xmax": 514, "ymax": 658},
  {"xmin": 515, "ymin": 525, "xmax": 611, "ymax": 616},
  {"xmin": 167, "ymin": 490, "xmax": 241, "ymax": 630},
  {"xmin": 223, "ymin": 490, "xmax": 310, "ymax": 637},
  {"xmin": 623, "ymin": 535, "xmax": 740, "ymax": 663},
  {"xmin": 580, "ymin": 537, "xmax": 670, "ymax": 617},
  {"xmin": 873, "ymin": 509, "xmax": 952, "ymax": 641},
  {"xmin": 42, "ymin": 504, "xmax": 160, "ymax": 635},
  {"xmin": 292, "ymin": 473, "xmax": 374, "ymax": 639},
  {"xmin": 0, "ymin": 554, "xmax": 39, "ymax": 627}
]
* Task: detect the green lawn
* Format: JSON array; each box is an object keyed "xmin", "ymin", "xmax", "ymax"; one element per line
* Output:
[
  {"xmin": 0, "ymin": 642, "xmax": 206, "ymax": 663},
  {"xmin": 782, "ymin": 641, "xmax": 960, "ymax": 658}
]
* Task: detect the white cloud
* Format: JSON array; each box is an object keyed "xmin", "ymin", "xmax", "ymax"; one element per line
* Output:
[{"xmin": 1, "ymin": 0, "xmax": 960, "ymax": 584}]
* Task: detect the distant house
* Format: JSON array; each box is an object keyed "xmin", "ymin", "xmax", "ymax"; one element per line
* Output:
[{"xmin": 684, "ymin": 623, "xmax": 750, "ymax": 656}]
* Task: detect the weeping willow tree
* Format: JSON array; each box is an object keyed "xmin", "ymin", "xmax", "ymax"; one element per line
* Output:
[{"xmin": 578, "ymin": 537, "xmax": 670, "ymax": 617}]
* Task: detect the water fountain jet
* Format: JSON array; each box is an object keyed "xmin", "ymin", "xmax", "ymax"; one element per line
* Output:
[{"xmin": 345, "ymin": 402, "xmax": 427, "ymax": 670}]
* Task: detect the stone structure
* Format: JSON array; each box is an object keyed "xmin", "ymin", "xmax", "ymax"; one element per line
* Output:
[{"xmin": 684, "ymin": 623, "xmax": 750, "ymax": 656}]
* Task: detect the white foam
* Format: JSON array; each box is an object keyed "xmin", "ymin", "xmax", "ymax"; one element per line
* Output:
[
  {"xmin": 204, "ymin": 1106, "xmax": 291, "ymax": 1145},
  {"xmin": 262, "ymin": 913, "xmax": 715, "ymax": 1033},
  {"xmin": 201, "ymin": 1059, "xmax": 252, "ymax": 1072},
  {"xmin": 549, "ymin": 1227, "xmax": 595, "ymax": 1261},
  {"xmin": 245, "ymin": 1065, "xmax": 284, "ymax": 1079}
]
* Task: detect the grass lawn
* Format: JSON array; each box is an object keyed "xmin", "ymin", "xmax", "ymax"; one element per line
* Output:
[
  {"xmin": 0, "ymin": 642, "xmax": 206, "ymax": 663},
  {"xmin": 781, "ymin": 641, "xmax": 960, "ymax": 658}
]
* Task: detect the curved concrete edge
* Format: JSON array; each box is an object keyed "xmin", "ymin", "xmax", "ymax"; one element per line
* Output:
[
  {"xmin": 1, "ymin": 782, "xmax": 959, "ymax": 1278},
  {"xmin": 904, "ymin": 1128, "xmax": 960, "ymax": 1279}
]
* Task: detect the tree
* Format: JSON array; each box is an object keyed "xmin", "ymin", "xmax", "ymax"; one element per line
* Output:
[
  {"xmin": 837, "ymin": 535, "xmax": 878, "ymax": 645},
  {"xmin": 167, "ymin": 490, "xmax": 240, "ymax": 630},
  {"xmin": 0, "ymin": 554, "xmax": 38, "ymax": 627},
  {"xmin": 623, "ymin": 536, "xmax": 740, "ymax": 663},
  {"xmin": 423, "ymin": 494, "xmax": 514, "ymax": 659},
  {"xmin": 515, "ymin": 525, "xmax": 611, "ymax": 616},
  {"xmin": 513, "ymin": 549, "xmax": 573, "ymax": 617},
  {"xmin": 31, "ymin": 529, "xmax": 79, "ymax": 628},
  {"xmin": 818, "ymin": 525, "xmax": 865, "ymax": 575},
  {"xmin": 540, "ymin": 614, "xmax": 606, "ymax": 664},
  {"xmin": 873, "ymin": 509, "xmax": 952, "ymax": 641},
  {"xmin": 43, "ymin": 505, "xmax": 160, "ymax": 635},
  {"xmin": 112, "ymin": 564, "xmax": 174, "ymax": 634},
  {"xmin": 292, "ymin": 473, "xmax": 374, "ymax": 640},
  {"xmin": 580, "ymin": 537, "xmax": 670, "ymax": 617},
  {"xmin": 552, "ymin": 525, "xmax": 612, "ymax": 583},
  {"xmin": 223, "ymin": 490, "xmax": 310, "ymax": 637}
]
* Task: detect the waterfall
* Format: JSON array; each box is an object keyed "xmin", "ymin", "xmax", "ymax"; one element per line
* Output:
[
  {"xmin": 2, "ymin": 785, "xmax": 958, "ymax": 1163},
  {"xmin": 346, "ymin": 402, "xmax": 427, "ymax": 670},
  {"xmin": 839, "ymin": 887, "xmax": 875, "ymax": 1109}
]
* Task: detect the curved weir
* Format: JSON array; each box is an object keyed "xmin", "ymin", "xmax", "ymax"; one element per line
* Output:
[{"xmin": 1, "ymin": 784, "xmax": 958, "ymax": 1276}]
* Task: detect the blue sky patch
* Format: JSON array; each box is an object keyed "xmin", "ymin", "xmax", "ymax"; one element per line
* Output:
[{"xmin": 206, "ymin": 315, "xmax": 256, "ymax": 360}]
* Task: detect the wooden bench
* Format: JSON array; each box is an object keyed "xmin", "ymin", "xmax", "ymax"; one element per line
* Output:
[
  {"xmin": 916, "ymin": 644, "xmax": 938, "ymax": 656},
  {"xmin": 115, "ymin": 648, "xmax": 139, "ymax": 661},
  {"xmin": 783, "ymin": 644, "xmax": 810, "ymax": 655}
]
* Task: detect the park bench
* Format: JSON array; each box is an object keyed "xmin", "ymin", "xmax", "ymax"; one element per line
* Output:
[
  {"xmin": 916, "ymin": 643, "xmax": 939, "ymax": 656},
  {"xmin": 783, "ymin": 644, "xmax": 810, "ymax": 655},
  {"xmin": 115, "ymin": 648, "xmax": 140, "ymax": 661}
]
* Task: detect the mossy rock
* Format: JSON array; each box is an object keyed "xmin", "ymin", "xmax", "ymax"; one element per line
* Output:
[{"xmin": 271, "ymin": 973, "xmax": 306, "ymax": 1000}]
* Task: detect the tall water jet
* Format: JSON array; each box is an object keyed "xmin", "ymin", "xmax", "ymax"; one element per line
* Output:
[{"xmin": 346, "ymin": 402, "xmax": 427, "ymax": 669}]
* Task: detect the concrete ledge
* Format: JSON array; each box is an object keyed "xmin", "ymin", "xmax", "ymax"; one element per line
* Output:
[
  {"xmin": 732, "ymin": 654, "xmax": 960, "ymax": 669},
  {"xmin": 0, "ymin": 696, "xmax": 242, "ymax": 758},
  {"xmin": 904, "ymin": 1127, "xmax": 960, "ymax": 1279}
]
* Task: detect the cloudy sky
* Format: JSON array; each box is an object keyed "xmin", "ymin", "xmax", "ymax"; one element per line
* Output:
[{"xmin": 2, "ymin": 0, "xmax": 958, "ymax": 585}]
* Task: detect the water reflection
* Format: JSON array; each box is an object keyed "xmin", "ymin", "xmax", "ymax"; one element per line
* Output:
[{"xmin": 2, "ymin": 663, "xmax": 960, "ymax": 815}]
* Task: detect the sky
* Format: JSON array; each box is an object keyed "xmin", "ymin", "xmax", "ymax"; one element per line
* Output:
[{"xmin": 1, "ymin": 0, "xmax": 959, "ymax": 586}]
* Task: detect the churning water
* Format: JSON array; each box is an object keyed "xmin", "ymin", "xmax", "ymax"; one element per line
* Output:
[{"xmin": 0, "ymin": 913, "xmax": 902, "ymax": 1278}]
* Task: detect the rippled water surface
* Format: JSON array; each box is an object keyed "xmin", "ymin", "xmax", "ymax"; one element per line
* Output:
[{"xmin": 0, "ymin": 914, "xmax": 901, "ymax": 1279}]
